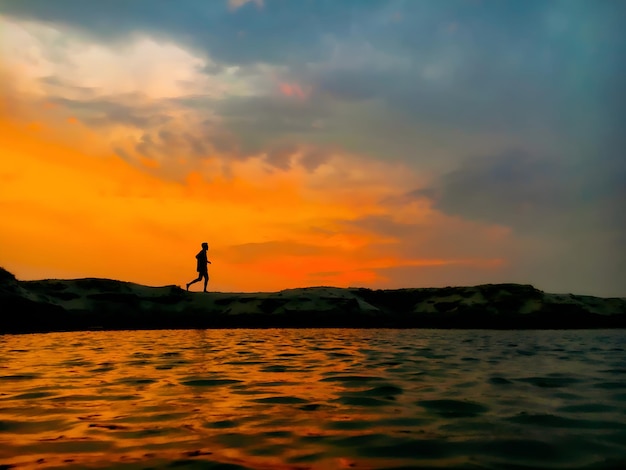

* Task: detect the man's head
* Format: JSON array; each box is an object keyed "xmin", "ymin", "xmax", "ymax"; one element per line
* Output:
[{"xmin": 201, "ymin": 242, "xmax": 208, "ymax": 250}]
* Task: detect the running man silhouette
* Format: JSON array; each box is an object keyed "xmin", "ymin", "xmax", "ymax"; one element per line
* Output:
[{"xmin": 186, "ymin": 242, "xmax": 211, "ymax": 292}]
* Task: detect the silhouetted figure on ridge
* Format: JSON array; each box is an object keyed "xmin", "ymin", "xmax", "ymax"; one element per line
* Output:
[{"xmin": 186, "ymin": 242, "xmax": 211, "ymax": 292}]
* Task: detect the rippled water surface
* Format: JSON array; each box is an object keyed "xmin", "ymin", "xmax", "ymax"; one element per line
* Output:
[{"xmin": 1, "ymin": 329, "xmax": 625, "ymax": 469}]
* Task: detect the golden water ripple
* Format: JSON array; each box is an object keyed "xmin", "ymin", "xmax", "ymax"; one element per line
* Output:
[{"xmin": 0, "ymin": 328, "xmax": 625, "ymax": 469}]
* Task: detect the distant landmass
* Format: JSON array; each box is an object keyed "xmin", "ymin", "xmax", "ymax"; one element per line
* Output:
[{"xmin": 1, "ymin": 267, "xmax": 625, "ymax": 334}]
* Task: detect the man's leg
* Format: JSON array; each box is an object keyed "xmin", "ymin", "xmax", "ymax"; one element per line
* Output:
[
  {"xmin": 203, "ymin": 273, "xmax": 209, "ymax": 292},
  {"xmin": 187, "ymin": 275, "xmax": 202, "ymax": 290}
]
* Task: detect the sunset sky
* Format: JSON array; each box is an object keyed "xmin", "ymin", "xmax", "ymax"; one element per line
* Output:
[{"xmin": 1, "ymin": 0, "xmax": 624, "ymax": 296}]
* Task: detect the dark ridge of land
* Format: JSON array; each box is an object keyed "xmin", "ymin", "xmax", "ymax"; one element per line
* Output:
[{"xmin": 1, "ymin": 267, "xmax": 625, "ymax": 334}]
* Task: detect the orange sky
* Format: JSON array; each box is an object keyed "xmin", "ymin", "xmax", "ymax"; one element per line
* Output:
[{"xmin": 0, "ymin": 90, "xmax": 509, "ymax": 292}]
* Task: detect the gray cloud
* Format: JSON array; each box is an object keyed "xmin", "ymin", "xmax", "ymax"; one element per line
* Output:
[
  {"xmin": 216, "ymin": 94, "xmax": 328, "ymax": 134},
  {"xmin": 299, "ymin": 147, "xmax": 331, "ymax": 172},
  {"xmin": 5, "ymin": 0, "xmax": 622, "ymax": 170},
  {"xmin": 421, "ymin": 149, "xmax": 577, "ymax": 231},
  {"xmin": 0, "ymin": 0, "xmax": 380, "ymax": 65},
  {"xmin": 50, "ymin": 95, "xmax": 173, "ymax": 129},
  {"xmin": 263, "ymin": 143, "xmax": 296, "ymax": 171},
  {"xmin": 344, "ymin": 214, "xmax": 510, "ymax": 261}
]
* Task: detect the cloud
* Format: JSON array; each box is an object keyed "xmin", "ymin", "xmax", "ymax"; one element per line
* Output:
[
  {"xmin": 0, "ymin": 17, "xmax": 224, "ymax": 99},
  {"xmin": 0, "ymin": 0, "xmax": 377, "ymax": 66},
  {"xmin": 262, "ymin": 143, "xmax": 296, "ymax": 171},
  {"xmin": 1, "ymin": 0, "xmax": 624, "ymax": 295},
  {"xmin": 51, "ymin": 95, "xmax": 173, "ymax": 128},
  {"xmin": 228, "ymin": 0, "xmax": 263, "ymax": 11},
  {"xmin": 343, "ymin": 210, "xmax": 512, "ymax": 263},
  {"xmin": 422, "ymin": 149, "xmax": 572, "ymax": 230},
  {"xmin": 4, "ymin": 1, "xmax": 622, "ymax": 170},
  {"xmin": 279, "ymin": 82, "xmax": 310, "ymax": 99},
  {"xmin": 419, "ymin": 145, "xmax": 625, "ymax": 263},
  {"xmin": 212, "ymin": 92, "xmax": 331, "ymax": 155}
]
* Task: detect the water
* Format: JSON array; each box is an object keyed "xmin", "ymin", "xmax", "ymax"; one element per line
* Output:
[{"xmin": 1, "ymin": 329, "xmax": 625, "ymax": 469}]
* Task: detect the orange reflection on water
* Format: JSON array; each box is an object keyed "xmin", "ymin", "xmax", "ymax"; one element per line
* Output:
[
  {"xmin": 0, "ymin": 329, "xmax": 431, "ymax": 469},
  {"xmin": 2, "ymin": 328, "xmax": 624, "ymax": 469}
]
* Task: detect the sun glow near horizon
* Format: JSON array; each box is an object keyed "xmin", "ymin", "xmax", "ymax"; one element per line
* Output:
[{"xmin": 0, "ymin": 95, "xmax": 509, "ymax": 292}]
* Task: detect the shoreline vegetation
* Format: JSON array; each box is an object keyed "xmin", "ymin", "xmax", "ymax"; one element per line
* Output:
[{"xmin": 1, "ymin": 267, "xmax": 625, "ymax": 334}]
